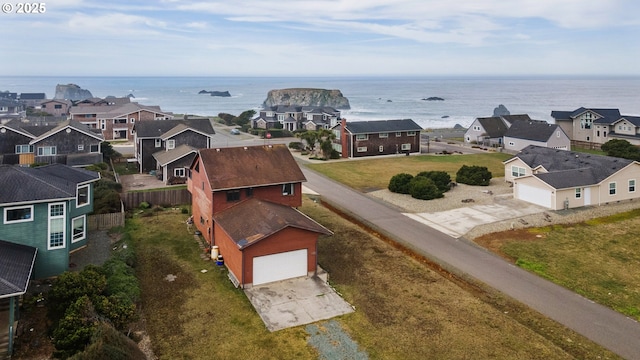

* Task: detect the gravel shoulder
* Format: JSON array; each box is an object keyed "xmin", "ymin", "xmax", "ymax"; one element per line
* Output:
[{"xmin": 367, "ymin": 178, "xmax": 640, "ymax": 239}]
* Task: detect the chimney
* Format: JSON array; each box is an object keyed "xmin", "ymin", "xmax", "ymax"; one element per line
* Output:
[{"xmin": 341, "ymin": 118, "xmax": 349, "ymax": 158}]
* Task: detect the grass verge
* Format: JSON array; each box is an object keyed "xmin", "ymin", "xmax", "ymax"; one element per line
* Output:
[
  {"xmin": 474, "ymin": 208, "xmax": 640, "ymax": 321},
  {"xmin": 307, "ymin": 153, "xmax": 511, "ymax": 191}
]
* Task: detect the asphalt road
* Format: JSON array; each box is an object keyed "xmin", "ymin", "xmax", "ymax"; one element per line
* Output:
[{"xmin": 301, "ymin": 167, "xmax": 640, "ymax": 359}]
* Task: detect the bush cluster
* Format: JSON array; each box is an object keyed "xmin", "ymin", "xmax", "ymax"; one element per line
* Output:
[
  {"xmin": 48, "ymin": 257, "xmax": 140, "ymax": 359},
  {"xmin": 388, "ymin": 171, "xmax": 451, "ymax": 200},
  {"xmin": 455, "ymin": 165, "xmax": 492, "ymax": 186}
]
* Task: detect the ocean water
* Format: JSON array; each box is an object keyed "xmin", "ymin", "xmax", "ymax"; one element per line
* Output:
[{"xmin": 2, "ymin": 76, "xmax": 640, "ymax": 129}]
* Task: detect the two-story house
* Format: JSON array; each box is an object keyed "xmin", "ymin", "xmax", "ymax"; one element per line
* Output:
[
  {"xmin": 332, "ymin": 119, "xmax": 422, "ymax": 158},
  {"xmin": 39, "ymin": 99, "xmax": 73, "ymax": 117},
  {"xmin": 0, "ymin": 120, "xmax": 103, "ymax": 167},
  {"xmin": 504, "ymin": 145, "xmax": 640, "ymax": 210},
  {"xmin": 253, "ymin": 105, "xmax": 341, "ymax": 131},
  {"xmin": 464, "ymin": 114, "xmax": 535, "ymax": 146},
  {"xmin": 0, "ymin": 163, "xmax": 100, "ymax": 278},
  {"xmin": 0, "ymin": 98, "xmax": 23, "ymax": 120},
  {"xmin": 551, "ymin": 107, "xmax": 640, "ymax": 147},
  {"xmin": 187, "ymin": 145, "xmax": 331, "ymax": 288},
  {"xmin": 133, "ymin": 118, "xmax": 215, "ymax": 182},
  {"xmin": 69, "ymin": 101, "xmax": 173, "ymax": 141}
]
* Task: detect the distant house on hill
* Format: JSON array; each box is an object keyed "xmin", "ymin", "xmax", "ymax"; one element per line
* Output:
[
  {"xmin": 39, "ymin": 99, "xmax": 73, "ymax": 117},
  {"xmin": 252, "ymin": 105, "xmax": 341, "ymax": 131},
  {"xmin": 551, "ymin": 107, "xmax": 640, "ymax": 147},
  {"xmin": 332, "ymin": 119, "xmax": 422, "ymax": 158},
  {"xmin": 503, "ymin": 121, "xmax": 571, "ymax": 152},
  {"xmin": 504, "ymin": 145, "xmax": 640, "ymax": 210}
]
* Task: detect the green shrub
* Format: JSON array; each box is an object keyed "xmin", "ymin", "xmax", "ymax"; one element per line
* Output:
[
  {"xmin": 388, "ymin": 173, "xmax": 414, "ymax": 194},
  {"xmin": 288, "ymin": 141, "xmax": 304, "ymax": 150},
  {"xmin": 93, "ymin": 294, "xmax": 138, "ymax": 331},
  {"xmin": 102, "ymin": 259, "xmax": 140, "ymax": 302},
  {"xmin": 330, "ymin": 149, "xmax": 341, "ymax": 159},
  {"xmin": 409, "ymin": 176, "xmax": 443, "ymax": 200},
  {"xmin": 181, "ymin": 207, "xmax": 189, "ymax": 214},
  {"xmin": 138, "ymin": 201, "xmax": 150, "ymax": 209},
  {"xmin": 416, "ymin": 171, "xmax": 451, "ymax": 192},
  {"xmin": 69, "ymin": 322, "xmax": 147, "ymax": 360},
  {"xmin": 52, "ymin": 295, "xmax": 99, "ymax": 359},
  {"xmin": 48, "ymin": 266, "xmax": 107, "ymax": 321},
  {"xmin": 456, "ymin": 165, "xmax": 492, "ymax": 186}
]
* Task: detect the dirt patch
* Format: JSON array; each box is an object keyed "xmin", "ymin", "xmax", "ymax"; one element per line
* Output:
[{"xmin": 474, "ymin": 228, "xmax": 540, "ymax": 259}]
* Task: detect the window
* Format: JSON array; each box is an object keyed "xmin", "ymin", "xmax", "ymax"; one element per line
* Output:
[
  {"xmin": 155, "ymin": 138, "xmax": 162, "ymax": 148},
  {"xmin": 282, "ymin": 183, "xmax": 294, "ymax": 196},
  {"xmin": 54, "ymin": 104, "xmax": 62, "ymax": 109},
  {"xmin": 246, "ymin": 188, "xmax": 253, "ymax": 197},
  {"xmin": 379, "ymin": 145, "xmax": 384, "ymax": 152},
  {"xmin": 226, "ymin": 190, "xmax": 240, "ymax": 202},
  {"xmin": 48, "ymin": 203, "xmax": 65, "ymax": 250},
  {"xmin": 114, "ymin": 118, "xmax": 127, "ymax": 124},
  {"xmin": 130, "ymin": 118, "xmax": 135, "ymax": 123},
  {"xmin": 174, "ymin": 168, "xmax": 186, "ymax": 177},
  {"xmin": 78, "ymin": 144, "xmax": 84, "ymax": 151},
  {"xmin": 4, "ymin": 205, "xmax": 33, "ymax": 224},
  {"xmin": 401, "ymin": 143, "xmax": 411, "ymax": 151},
  {"xmin": 575, "ymin": 188, "xmax": 582, "ymax": 199},
  {"xmin": 77, "ymin": 185, "xmax": 90, "ymax": 207},
  {"xmin": 407, "ymin": 131, "xmax": 416, "ymax": 136},
  {"xmin": 396, "ymin": 132, "xmax": 402, "ymax": 137},
  {"xmin": 100, "ymin": 119, "xmax": 106, "ymax": 130},
  {"xmin": 72, "ymin": 215, "xmax": 86, "ymax": 243},
  {"xmin": 357, "ymin": 146, "xmax": 367, "ymax": 152},
  {"xmin": 90, "ymin": 144, "xmax": 99, "ymax": 153},
  {"xmin": 511, "ymin": 166, "xmax": 526, "ymax": 178},
  {"xmin": 581, "ymin": 112, "xmax": 593, "ymax": 129},
  {"xmin": 37, "ymin": 146, "xmax": 56, "ymax": 156},
  {"xmin": 356, "ymin": 134, "xmax": 368, "ymax": 141},
  {"xmin": 629, "ymin": 179, "xmax": 636, "ymax": 193},
  {"xmin": 167, "ymin": 139, "xmax": 175, "ymax": 150},
  {"xmin": 609, "ymin": 182, "xmax": 616, "ymax": 195},
  {"xmin": 379, "ymin": 132, "xmax": 388, "ymax": 138},
  {"xmin": 15, "ymin": 144, "xmax": 33, "ymax": 154}
]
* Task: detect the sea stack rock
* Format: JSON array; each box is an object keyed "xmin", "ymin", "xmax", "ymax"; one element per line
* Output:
[
  {"xmin": 263, "ymin": 88, "xmax": 350, "ymax": 109},
  {"xmin": 54, "ymin": 84, "xmax": 93, "ymax": 100},
  {"xmin": 493, "ymin": 104, "xmax": 510, "ymax": 117}
]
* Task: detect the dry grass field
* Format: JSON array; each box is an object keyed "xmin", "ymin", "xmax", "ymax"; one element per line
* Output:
[{"xmin": 129, "ymin": 202, "xmax": 618, "ymax": 359}]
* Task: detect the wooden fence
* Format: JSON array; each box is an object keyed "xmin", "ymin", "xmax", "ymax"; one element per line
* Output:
[
  {"xmin": 88, "ymin": 201, "xmax": 125, "ymax": 230},
  {"xmin": 121, "ymin": 188, "xmax": 191, "ymax": 209}
]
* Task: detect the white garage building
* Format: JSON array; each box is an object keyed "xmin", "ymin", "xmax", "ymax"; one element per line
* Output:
[{"xmin": 504, "ymin": 145, "xmax": 640, "ymax": 210}]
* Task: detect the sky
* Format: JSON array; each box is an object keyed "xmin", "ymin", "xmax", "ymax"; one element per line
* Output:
[{"xmin": 1, "ymin": 0, "xmax": 639, "ymax": 77}]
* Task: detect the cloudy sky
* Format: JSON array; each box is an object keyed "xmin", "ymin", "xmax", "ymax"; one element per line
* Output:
[{"xmin": 2, "ymin": 0, "xmax": 639, "ymax": 76}]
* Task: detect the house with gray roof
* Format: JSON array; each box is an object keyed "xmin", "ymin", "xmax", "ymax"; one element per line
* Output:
[
  {"xmin": 0, "ymin": 120, "xmax": 103, "ymax": 167},
  {"xmin": 504, "ymin": 145, "xmax": 640, "ymax": 210},
  {"xmin": 0, "ymin": 164, "xmax": 100, "ymax": 278},
  {"xmin": 332, "ymin": 119, "xmax": 422, "ymax": 158},
  {"xmin": 253, "ymin": 105, "xmax": 341, "ymax": 131},
  {"xmin": 551, "ymin": 107, "xmax": 640, "ymax": 147},
  {"xmin": 464, "ymin": 114, "xmax": 540, "ymax": 147},
  {"xmin": 152, "ymin": 144, "xmax": 198, "ymax": 185},
  {"xmin": 133, "ymin": 118, "xmax": 215, "ymax": 176},
  {"xmin": 503, "ymin": 121, "xmax": 571, "ymax": 152}
]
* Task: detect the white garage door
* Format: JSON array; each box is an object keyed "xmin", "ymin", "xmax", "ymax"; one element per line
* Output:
[
  {"xmin": 253, "ymin": 249, "xmax": 308, "ymax": 285},
  {"xmin": 517, "ymin": 183, "xmax": 552, "ymax": 209}
]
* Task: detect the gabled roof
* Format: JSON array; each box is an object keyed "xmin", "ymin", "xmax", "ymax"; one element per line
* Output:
[
  {"xmin": 508, "ymin": 145, "xmax": 634, "ymax": 189},
  {"xmin": 196, "ymin": 144, "xmax": 306, "ymax": 191},
  {"xmin": 29, "ymin": 120, "xmax": 104, "ymax": 144},
  {"xmin": 19, "ymin": 93, "xmax": 46, "ymax": 100},
  {"xmin": 213, "ymin": 198, "xmax": 332, "ymax": 249},
  {"xmin": 342, "ymin": 119, "xmax": 422, "ymax": 134},
  {"xmin": 0, "ymin": 239, "xmax": 37, "ymax": 299},
  {"xmin": 152, "ymin": 144, "xmax": 197, "ymax": 166},
  {"xmin": 611, "ymin": 116, "xmax": 640, "ymax": 127},
  {"xmin": 0, "ymin": 120, "xmax": 37, "ymax": 138},
  {"xmin": 134, "ymin": 119, "xmax": 214, "ymax": 139},
  {"xmin": 476, "ymin": 117, "xmax": 509, "ymax": 138},
  {"xmin": 504, "ymin": 121, "xmax": 563, "ymax": 142},
  {"xmin": 0, "ymin": 164, "xmax": 100, "ymax": 205},
  {"xmin": 551, "ymin": 108, "xmax": 622, "ymax": 124},
  {"xmin": 500, "ymin": 114, "xmax": 531, "ymax": 125},
  {"xmin": 160, "ymin": 122, "xmax": 214, "ymax": 140},
  {"xmin": 69, "ymin": 102, "xmax": 171, "ymax": 118}
]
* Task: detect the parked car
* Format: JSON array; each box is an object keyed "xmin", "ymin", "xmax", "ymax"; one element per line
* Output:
[{"xmin": 230, "ymin": 128, "xmax": 240, "ymax": 135}]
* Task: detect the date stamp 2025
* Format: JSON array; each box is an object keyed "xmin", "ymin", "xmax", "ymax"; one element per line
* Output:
[{"xmin": 2, "ymin": 3, "xmax": 46, "ymax": 14}]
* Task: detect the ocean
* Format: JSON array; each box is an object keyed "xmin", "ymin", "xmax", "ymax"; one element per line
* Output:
[{"xmin": 2, "ymin": 76, "xmax": 640, "ymax": 129}]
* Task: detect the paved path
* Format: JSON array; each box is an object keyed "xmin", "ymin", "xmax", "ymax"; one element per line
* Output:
[{"xmin": 301, "ymin": 167, "xmax": 640, "ymax": 360}]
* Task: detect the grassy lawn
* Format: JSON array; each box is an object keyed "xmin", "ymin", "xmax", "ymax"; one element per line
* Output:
[
  {"xmin": 307, "ymin": 153, "xmax": 511, "ymax": 191},
  {"xmin": 474, "ymin": 208, "xmax": 640, "ymax": 321},
  {"xmin": 132, "ymin": 202, "xmax": 618, "ymax": 359},
  {"xmin": 112, "ymin": 160, "xmax": 140, "ymax": 176}
]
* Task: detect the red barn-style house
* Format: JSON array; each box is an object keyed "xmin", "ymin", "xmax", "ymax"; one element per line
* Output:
[{"xmin": 187, "ymin": 144, "xmax": 331, "ymax": 288}]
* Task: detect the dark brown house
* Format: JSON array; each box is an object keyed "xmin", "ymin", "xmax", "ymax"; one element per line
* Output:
[{"xmin": 332, "ymin": 119, "xmax": 423, "ymax": 158}]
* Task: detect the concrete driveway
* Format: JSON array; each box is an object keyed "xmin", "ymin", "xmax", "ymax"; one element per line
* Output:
[
  {"xmin": 404, "ymin": 198, "xmax": 545, "ymax": 238},
  {"xmin": 244, "ymin": 275, "xmax": 354, "ymax": 332}
]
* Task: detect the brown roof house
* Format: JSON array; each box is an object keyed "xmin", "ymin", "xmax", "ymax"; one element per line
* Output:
[{"xmin": 187, "ymin": 144, "xmax": 332, "ymax": 288}]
